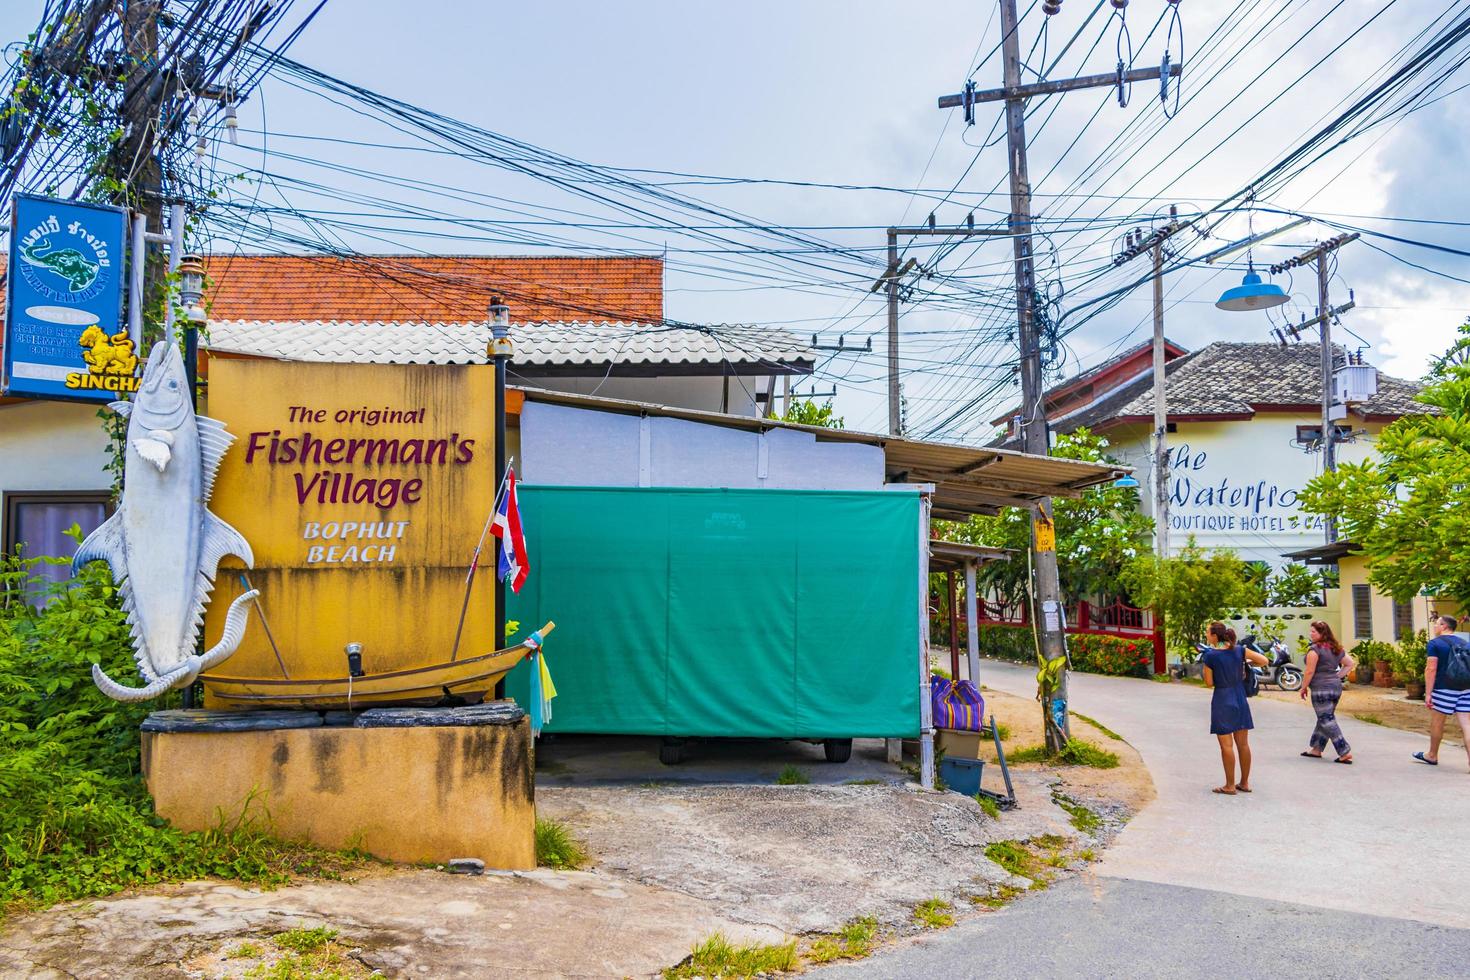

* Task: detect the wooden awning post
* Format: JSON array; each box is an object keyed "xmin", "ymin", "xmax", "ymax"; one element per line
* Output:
[
  {"xmin": 948, "ymin": 570, "xmax": 961, "ymax": 681},
  {"xmin": 965, "ymin": 559, "xmax": 980, "ymax": 685}
]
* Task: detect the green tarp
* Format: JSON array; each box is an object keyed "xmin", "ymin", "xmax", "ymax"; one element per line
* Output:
[{"xmin": 506, "ymin": 486, "xmax": 920, "ymax": 738}]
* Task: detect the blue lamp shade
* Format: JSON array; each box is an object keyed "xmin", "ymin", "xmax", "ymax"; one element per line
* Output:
[
  {"xmin": 1216, "ymin": 270, "xmax": 1289, "ymax": 312},
  {"xmin": 1113, "ymin": 473, "xmax": 1140, "ymax": 489}
]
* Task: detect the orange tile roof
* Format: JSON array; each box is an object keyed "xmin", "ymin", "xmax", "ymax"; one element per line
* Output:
[{"xmin": 205, "ymin": 254, "xmax": 663, "ymax": 324}]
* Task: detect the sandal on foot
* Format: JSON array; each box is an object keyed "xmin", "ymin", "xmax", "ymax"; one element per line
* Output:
[
  {"xmin": 1212, "ymin": 787, "xmax": 1236, "ymax": 795},
  {"xmin": 1300, "ymin": 751, "xmax": 1323, "ymax": 758},
  {"xmin": 1413, "ymin": 751, "xmax": 1438, "ymax": 766},
  {"xmin": 1335, "ymin": 757, "xmax": 1353, "ymax": 765},
  {"xmin": 1236, "ymin": 786, "xmax": 1252, "ymax": 792}
]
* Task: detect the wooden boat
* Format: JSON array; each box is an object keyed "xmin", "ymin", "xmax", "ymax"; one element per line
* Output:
[{"xmin": 202, "ymin": 622, "xmax": 555, "ymax": 710}]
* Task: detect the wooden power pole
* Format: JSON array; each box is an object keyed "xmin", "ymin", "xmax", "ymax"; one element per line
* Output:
[{"xmin": 939, "ymin": 0, "xmax": 1182, "ymax": 750}]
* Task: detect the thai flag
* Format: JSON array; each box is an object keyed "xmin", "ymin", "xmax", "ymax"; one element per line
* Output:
[{"xmin": 491, "ymin": 468, "xmax": 529, "ymax": 593}]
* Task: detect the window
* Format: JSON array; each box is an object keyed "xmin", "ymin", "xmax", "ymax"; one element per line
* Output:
[
  {"xmin": 1351, "ymin": 584, "xmax": 1373, "ymax": 639},
  {"xmin": 1392, "ymin": 601, "xmax": 1414, "ymax": 642},
  {"xmin": 3, "ymin": 492, "xmax": 113, "ymax": 592}
]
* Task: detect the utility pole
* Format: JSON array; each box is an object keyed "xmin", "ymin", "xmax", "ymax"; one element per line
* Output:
[
  {"xmin": 1270, "ymin": 232, "xmax": 1360, "ymax": 544},
  {"xmin": 939, "ymin": 0, "xmax": 1182, "ymax": 751},
  {"xmin": 872, "ymin": 221, "xmax": 1007, "ymax": 435},
  {"xmin": 1113, "ymin": 209, "xmax": 1187, "ymax": 558}
]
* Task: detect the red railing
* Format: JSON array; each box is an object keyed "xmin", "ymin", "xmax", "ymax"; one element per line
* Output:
[{"xmin": 960, "ymin": 596, "xmax": 1165, "ymax": 673}]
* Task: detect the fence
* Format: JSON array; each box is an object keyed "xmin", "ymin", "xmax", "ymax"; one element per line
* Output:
[{"xmin": 938, "ymin": 595, "xmax": 1167, "ymax": 674}]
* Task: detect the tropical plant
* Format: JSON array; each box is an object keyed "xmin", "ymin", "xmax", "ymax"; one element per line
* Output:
[
  {"xmin": 1268, "ymin": 562, "xmax": 1326, "ymax": 607},
  {"xmin": 1299, "ymin": 319, "xmax": 1470, "ymax": 610},
  {"xmin": 938, "ymin": 428, "xmax": 1152, "ymax": 608},
  {"xmin": 1391, "ymin": 629, "xmax": 1428, "ymax": 686},
  {"xmin": 779, "ymin": 398, "xmax": 844, "ymax": 429},
  {"xmin": 1120, "ymin": 539, "xmax": 1258, "ymax": 661}
]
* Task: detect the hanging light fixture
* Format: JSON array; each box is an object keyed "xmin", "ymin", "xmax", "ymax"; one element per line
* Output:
[
  {"xmin": 1215, "ymin": 262, "xmax": 1289, "ymax": 312},
  {"xmin": 1113, "ymin": 473, "xmax": 1140, "ymax": 489}
]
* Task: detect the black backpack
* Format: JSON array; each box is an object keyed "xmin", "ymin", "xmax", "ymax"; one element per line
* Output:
[
  {"xmin": 1239, "ymin": 646, "xmax": 1260, "ymax": 698},
  {"xmin": 1440, "ymin": 636, "xmax": 1470, "ymax": 690}
]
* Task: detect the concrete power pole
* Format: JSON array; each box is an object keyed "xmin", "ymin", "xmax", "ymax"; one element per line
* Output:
[
  {"xmin": 939, "ymin": 0, "xmax": 1182, "ymax": 751},
  {"xmin": 872, "ymin": 222, "xmax": 1009, "ymax": 435},
  {"xmin": 1270, "ymin": 233, "xmax": 1360, "ymax": 544},
  {"xmin": 1113, "ymin": 212, "xmax": 1187, "ymax": 558}
]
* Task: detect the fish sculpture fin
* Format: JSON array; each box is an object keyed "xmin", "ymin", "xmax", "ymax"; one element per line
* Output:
[
  {"xmin": 109, "ymin": 400, "xmax": 132, "ymax": 418},
  {"xmin": 200, "ymin": 511, "xmax": 254, "ymax": 581},
  {"xmin": 197, "ymin": 416, "xmax": 235, "ymax": 503},
  {"xmin": 72, "ymin": 512, "xmax": 125, "ymax": 578}
]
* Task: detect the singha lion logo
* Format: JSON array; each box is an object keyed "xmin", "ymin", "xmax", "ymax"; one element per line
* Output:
[{"xmin": 79, "ymin": 325, "xmax": 140, "ymax": 377}]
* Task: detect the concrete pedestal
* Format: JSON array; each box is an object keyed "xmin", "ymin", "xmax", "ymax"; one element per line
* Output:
[{"xmin": 141, "ymin": 703, "xmax": 535, "ymax": 869}]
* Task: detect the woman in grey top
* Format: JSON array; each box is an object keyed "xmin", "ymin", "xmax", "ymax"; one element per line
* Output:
[{"xmin": 1299, "ymin": 621, "xmax": 1355, "ymax": 763}]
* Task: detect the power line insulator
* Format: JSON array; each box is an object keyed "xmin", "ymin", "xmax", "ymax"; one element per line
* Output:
[
  {"xmin": 1043, "ymin": 1, "xmax": 1063, "ymax": 15},
  {"xmin": 1111, "ymin": 0, "xmax": 1128, "ymax": 9}
]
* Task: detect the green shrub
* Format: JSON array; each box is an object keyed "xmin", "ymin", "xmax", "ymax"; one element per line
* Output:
[
  {"xmin": 1008, "ymin": 739, "xmax": 1119, "ymax": 769},
  {"xmin": 0, "ymin": 547, "xmax": 367, "ymax": 915},
  {"xmin": 1390, "ymin": 629, "xmax": 1428, "ymax": 685},
  {"xmin": 975, "ymin": 624, "xmax": 1151, "ymax": 677},
  {"xmin": 534, "ymin": 817, "xmax": 587, "ymax": 869},
  {"xmin": 1066, "ymin": 633, "xmax": 1153, "ymax": 677}
]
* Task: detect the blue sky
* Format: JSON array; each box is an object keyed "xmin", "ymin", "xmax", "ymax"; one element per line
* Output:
[{"xmin": 4, "ymin": 1, "xmax": 1467, "ymax": 437}]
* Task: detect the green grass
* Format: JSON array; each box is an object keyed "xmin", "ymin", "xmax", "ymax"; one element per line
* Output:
[
  {"xmin": 971, "ymin": 884, "xmax": 1024, "ymax": 909},
  {"xmin": 984, "ymin": 840, "xmax": 1033, "ymax": 877},
  {"xmin": 1077, "ymin": 848, "xmax": 1098, "ymax": 862},
  {"xmin": 1052, "ymin": 792, "xmax": 1102, "ymax": 834},
  {"xmin": 534, "ymin": 817, "xmax": 587, "ymax": 870},
  {"xmin": 844, "ymin": 778, "xmax": 883, "ymax": 786},
  {"xmin": 974, "ymin": 793, "xmax": 1001, "ymax": 819},
  {"xmin": 776, "ymin": 765, "xmax": 811, "ymax": 785},
  {"xmin": 663, "ymin": 933, "xmax": 799, "ymax": 979},
  {"xmin": 242, "ymin": 927, "xmax": 357, "ymax": 980},
  {"xmin": 912, "ymin": 898, "xmax": 955, "ymax": 929},
  {"xmin": 1150, "ymin": 672, "xmax": 1173, "ymax": 683},
  {"xmin": 1007, "ymin": 738, "xmax": 1119, "ymax": 769},
  {"xmin": 1352, "ymin": 713, "xmax": 1384, "ymax": 726},
  {"xmin": 805, "ymin": 916, "xmax": 879, "ymax": 964},
  {"xmin": 272, "ymin": 927, "xmax": 338, "ymax": 954},
  {"xmin": 984, "ymin": 838, "xmax": 1071, "ymax": 889},
  {"xmin": 1070, "ymin": 711, "xmax": 1124, "ymax": 741},
  {"xmin": 228, "ymin": 941, "xmax": 263, "ymax": 959},
  {"xmin": 994, "ymin": 721, "xmax": 1013, "ymax": 741}
]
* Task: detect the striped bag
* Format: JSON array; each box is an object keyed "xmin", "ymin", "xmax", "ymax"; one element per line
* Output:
[{"xmin": 931, "ymin": 675, "xmax": 985, "ymax": 731}]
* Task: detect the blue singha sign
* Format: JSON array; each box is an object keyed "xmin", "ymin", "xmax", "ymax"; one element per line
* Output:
[{"xmin": 3, "ymin": 194, "xmax": 134, "ymax": 401}]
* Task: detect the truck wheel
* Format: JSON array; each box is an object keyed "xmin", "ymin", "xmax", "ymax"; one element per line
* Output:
[
  {"xmin": 659, "ymin": 738, "xmax": 686, "ymax": 766},
  {"xmin": 823, "ymin": 738, "xmax": 853, "ymax": 763}
]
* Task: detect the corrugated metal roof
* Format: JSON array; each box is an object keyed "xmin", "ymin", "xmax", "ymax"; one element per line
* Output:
[
  {"xmin": 207, "ymin": 319, "xmax": 815, "ymax": 371},
  {"xmin": 512, "ymin": 386, "xmax": 1130, "ymax": 517}
]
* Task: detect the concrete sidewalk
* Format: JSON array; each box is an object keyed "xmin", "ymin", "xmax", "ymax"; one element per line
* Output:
[{"xmin": 979, "ymin": 660, "xmax": 1470, "ymax": 930}]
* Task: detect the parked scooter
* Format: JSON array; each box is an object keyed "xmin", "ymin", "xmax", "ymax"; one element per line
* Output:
[{"xmin": 1240, "ymin": 634, "xmax": 1304, "ymax": 691}]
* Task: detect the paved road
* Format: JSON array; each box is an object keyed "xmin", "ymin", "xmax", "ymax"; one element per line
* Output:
[
  {"xmin": 820, "ymin": 662, "xmax": 1470, "ymax": 976},
  {"xmin": 820, "ymin": 876, "xmax": 1470, "ymax": 979}
]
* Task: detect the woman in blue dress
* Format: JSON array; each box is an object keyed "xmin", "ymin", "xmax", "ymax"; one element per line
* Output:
[{"xmin": 1201, "ymin": 621, "xmax": 1268, "ymax": 795}]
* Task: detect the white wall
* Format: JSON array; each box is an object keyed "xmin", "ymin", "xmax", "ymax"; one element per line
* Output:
[
  {"xmin": 0, "ymin": 400, "xmax": 112, "ymax": 492},
  {"xmin": 1106, "ymin": 414, "xmax": 1384, "ymax": 567},
  {"xmin": 521, "ymin": 401, "xmax": 884, "ymax": 490},
  {"xmin": 511, "ymin": 373, "xmax": 778, "ymax": 417}
]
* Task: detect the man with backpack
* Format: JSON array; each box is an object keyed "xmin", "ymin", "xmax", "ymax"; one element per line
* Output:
[{"xmin": 1413, "ymin": 614, "xmax": 1470, "ymax": 769}]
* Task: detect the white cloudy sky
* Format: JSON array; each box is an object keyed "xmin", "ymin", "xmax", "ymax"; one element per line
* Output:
[{"xmin": 5, "ymin": 1, "xmax": 1467, "ymax": 438}]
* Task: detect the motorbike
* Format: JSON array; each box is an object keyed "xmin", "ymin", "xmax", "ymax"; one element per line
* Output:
[{"xmin": 1240, "ymin": 634, "xmax": 1304, "ymax": 691}]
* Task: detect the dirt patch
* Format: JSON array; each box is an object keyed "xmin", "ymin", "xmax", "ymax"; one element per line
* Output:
[
  {"xmin": 0, "ymin": 869, "xmax": 785, "ymax": 979},
  {"xmin": 1256, "ymin": 683, "xmax": 1463, "ymax": 743}
]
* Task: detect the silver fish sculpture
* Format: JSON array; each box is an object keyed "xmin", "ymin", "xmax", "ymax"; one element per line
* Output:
[{"xmin": 73, "ymin": 342, "xmax": 258, "ymax": 701}]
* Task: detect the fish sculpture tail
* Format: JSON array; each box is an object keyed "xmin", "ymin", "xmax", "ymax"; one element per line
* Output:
[{"xmin": 90, "ymin": 589, "xmax": 258, "ymax": 702}]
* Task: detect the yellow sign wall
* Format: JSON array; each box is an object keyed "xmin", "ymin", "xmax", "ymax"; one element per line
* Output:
[{"xmin": 202, "ymin": 359, "xmax": 496, "ymax": 691}]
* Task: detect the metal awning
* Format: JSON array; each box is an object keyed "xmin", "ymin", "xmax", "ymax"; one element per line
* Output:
[
  {"xmin": 512, "ymin": 386, "xmax": 1131, "ymax": 518},
  {"xmin": 1282, "ymin": 541, "xmax": 1362, "ymax": 565},
  {"xmin": 929, "ymin": 540, "xmax": 1011, "ymax": 572}
]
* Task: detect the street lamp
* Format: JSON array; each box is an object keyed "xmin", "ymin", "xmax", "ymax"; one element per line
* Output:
[
  {"xmin": 1215, "ymin": 263, "xmax": 1289, "ymax": 312},
  {"xmin": 176, "ymin": 254, "xmax": 207, "ymax": 324}
]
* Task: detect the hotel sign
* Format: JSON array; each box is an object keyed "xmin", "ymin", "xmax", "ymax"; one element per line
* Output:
[{"xmin": 3, "ymin": 194, "xmax": 135, "ymax": 400}]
